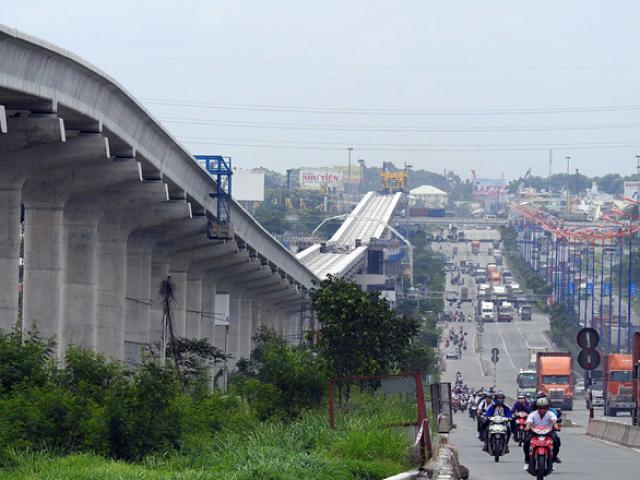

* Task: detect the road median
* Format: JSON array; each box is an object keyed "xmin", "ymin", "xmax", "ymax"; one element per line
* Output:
[{"xmin": 585, "ymin": 419, "xmax": 640, "ymax": 449}]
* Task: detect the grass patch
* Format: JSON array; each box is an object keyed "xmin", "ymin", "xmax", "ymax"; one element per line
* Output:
[{"xmin": 0, "ymin": 407, "xmax": 414, "ymax": 480}]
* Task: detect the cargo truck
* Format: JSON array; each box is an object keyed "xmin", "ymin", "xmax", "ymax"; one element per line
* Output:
[
  {"xmin": 488, "ymin": 270, "xmax": 501, "ymax": 286},
  {"xmin": 632, "ymin": 332, "xmax": 640, "ymax": 425},
  {"xmin": 603, "ymin": 354, "xmax": 634, "ymax": 417},
  {"xmin": 528, "ymin": 346, "xmax": 550, "ymax": 368},
  {"xmin": 536, "ymin": 352, "xmax": 574, "ymax": 410}
]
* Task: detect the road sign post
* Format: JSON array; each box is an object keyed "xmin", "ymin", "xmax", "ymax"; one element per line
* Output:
[
  {"xmin": 576, "ymin": 327, "xmax": 600, "ymax": 420},
  {"xmin": 490, "ymin": 347, "xmax": 500, "ymax": 389}
]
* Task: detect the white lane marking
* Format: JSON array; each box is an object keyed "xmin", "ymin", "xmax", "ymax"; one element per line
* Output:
[
  {"xmin": 495, "ymin": 322, "xmax": 517, "ymax": 369},
  {"xmin": 513, "ymin": 321, "xmax": 531, "ymax": 349}
]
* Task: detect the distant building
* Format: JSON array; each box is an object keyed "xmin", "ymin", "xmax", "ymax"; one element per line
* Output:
[{"xmin": 409, "ymin": 185, "xmax": 448, "ymax": 208}]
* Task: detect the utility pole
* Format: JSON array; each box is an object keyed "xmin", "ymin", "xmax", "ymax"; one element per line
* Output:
[
  {"xmin": 346, "ymin": 147, "xmax": 353, "ymax": 195},
  {"xmin": 548, "ymin": 149, "xmax": 553, "ymax": 193},
  {"xmin": 358, "ymin": 158, "xmax": 366, "ymax": 193},
  {"xmin": 565, "ymin": 156, "xmax": 571, "ymax": 214}
]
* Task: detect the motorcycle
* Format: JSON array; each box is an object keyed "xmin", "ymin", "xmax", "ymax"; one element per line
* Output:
[
  {"xmin": 451, "ymin": 396, "xmax": 461, "ymax": 413},
  {"xmin": 527, "ymin": 426, "xmax": 555, "ymax": 479},
  {"xmin": 514, "ymin": 411, "xmax": 528, "ymax": 446},
  {"xmin": 468, "ymin": 401, "xmax": 477, "ymax": 420},
  {"xmin": 485, "ymin": 416, "xmax": 510, "ymax": 462}
]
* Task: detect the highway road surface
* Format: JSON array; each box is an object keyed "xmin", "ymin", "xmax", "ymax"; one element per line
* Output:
[{"xmin": 438, "ymin": 229, "xmax": 640, "ymax": 478}]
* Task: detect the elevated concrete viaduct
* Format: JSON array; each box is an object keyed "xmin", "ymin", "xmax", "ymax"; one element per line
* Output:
[{"xmin": 0, "ymin": 24, "xmax": 317, "ymax": 365}]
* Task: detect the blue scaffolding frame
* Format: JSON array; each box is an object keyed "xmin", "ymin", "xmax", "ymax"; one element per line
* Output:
[{"xmin": 195, "ymin": 155, "xmax": 233, "ymax": 239}]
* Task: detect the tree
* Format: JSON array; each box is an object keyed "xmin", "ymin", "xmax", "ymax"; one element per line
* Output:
[
  {"xmin": 311, "ymin": 276, "xmax": 418, "ymax": 381},
  {"xmin": 165, "ymin": 337, "xmax": 229, "ymax": 392},
  {"xmin": 252, "ymin": 204, "xmax": 291, "ymax": 234}
]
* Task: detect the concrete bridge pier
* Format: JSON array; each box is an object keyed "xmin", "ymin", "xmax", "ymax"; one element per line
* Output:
[
  {"xmin": 0, "ymin": 185, "xmax": 21, "ymax": 331},
  {"xmin": 201, "ymin": 274, "xmax": 217, "ymax": 343},
  {"xmin": 227, "ymin": 292, "xmax": 242, "ymax": 363},
  {"xmin": 127, "ymin": 218, "xmax": 208, "ymax": 350},
  {"xmin": 185, "ymin": 275, "xmax": 202, "ymax": 338},
  {"xmin": 60, "ymin": 205, "xmax": 101, "ymax": 351},
  {"xmin": 250, "ymin": 300, "xmax": 262, "ymax": 344},
  {"xmin": 0, "ymin": 116, "xmax": 68, "ymax": 330},
  {"xmin": 239, "ymin": 298, "xmax": 253, "ymax": 359}
]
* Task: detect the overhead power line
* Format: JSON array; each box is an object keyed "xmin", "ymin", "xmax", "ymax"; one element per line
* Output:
[
  {"xmin": 143, "ymin": 97, "xmax": 640, "ymax": 116},
  {"xmin": 180, "ymin": 137, "xmax": 640, "ymax": 152},
  {"xmin": 84, "ymin": 51, "xmax": 640, "ymax": 72},
  {"xmin": 163, "ymin": 117, "xmax": 640, "ymax": 133}
]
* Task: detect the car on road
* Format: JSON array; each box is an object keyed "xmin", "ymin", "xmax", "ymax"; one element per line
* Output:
[
  {"xmin": 446, "ymin": 347, "xmax": 460, "ymax": 360},
  {"xmin": 445, "ymin": 290, "xmax": 458, "ymax": 302},
  {"xmin": 589, "ymin": 386, "xmax": 605, "ymax": 408},
  {"xmin": 519, "ymin": 304, "xmax": 532, "ymax": 320}
]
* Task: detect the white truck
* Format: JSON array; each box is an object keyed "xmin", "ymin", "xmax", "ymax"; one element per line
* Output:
[
  {"xmin": 497, "ymin": 301, "xmax": 514, "ymax": 322},
  {"xmin": 481, "ymin": 301, "xmax": 495, "ymax": 322}
]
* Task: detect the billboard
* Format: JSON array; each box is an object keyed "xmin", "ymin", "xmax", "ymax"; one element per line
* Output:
[
  {"xmin": 196, "ymin": 159, "xmax": 265, "ymax": 201},
  {"xmin": 233, "ymin": 169, "xmax": 265, "ymax": 202},
  {"xmin": 299, "ymin": 168, "xmax": 343, "ymax": 191},
  {"xmin": 333, "ymin": 165, "xmax": 362, "ymax": 185},
  {"xmin": 624, "ymin": 181, "xmax": 640, "ymax": 201},
  {"xmin": 474, "ymin": 178, "xmax": 507, "ymax": 197}
]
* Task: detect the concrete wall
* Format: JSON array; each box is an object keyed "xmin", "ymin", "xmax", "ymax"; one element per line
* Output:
[{"xmin": 585, "ymin": 419, "xmax": 640, "ymax": 449}]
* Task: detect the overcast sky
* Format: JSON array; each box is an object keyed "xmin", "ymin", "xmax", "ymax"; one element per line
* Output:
[{"xmin": 4, "ymin": 1, "xmax": 640, "ymax": 180}]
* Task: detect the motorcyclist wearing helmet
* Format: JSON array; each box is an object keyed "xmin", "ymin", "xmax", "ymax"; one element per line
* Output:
[
  {"xmin": 483, "ymin": 392, "xmax": 513, "ymax": 452},
  {"xmin": 511, "ymin": 393, "xmax": 532, "ymax": 433},
  {"xmin": 536, "ymin": 391, "xmax": 562, "ymax": 421},
  {"xmin": 523, "ymin": 397, "xmax": 560, "ymax": 470},
  {"xmin": 476, "ymin": 392, "xmax": 493, "ymax": 440}
]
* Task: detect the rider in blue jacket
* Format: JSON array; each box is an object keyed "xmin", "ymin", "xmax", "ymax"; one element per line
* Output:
[{"xmin": 483, "ymin": 392, "xmax": 513, "ymax": 451}]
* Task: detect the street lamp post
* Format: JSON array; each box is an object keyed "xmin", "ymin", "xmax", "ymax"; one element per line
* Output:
[
  {"xmin": 565, "ymin": 156, "xmax": 571, "ymax": 214},
  {"xmin": 346, "ymin": 147, "xmax": 353, "ymax": 195}
]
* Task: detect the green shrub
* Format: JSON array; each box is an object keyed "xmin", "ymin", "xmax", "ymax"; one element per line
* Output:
[
  {"xmin": 230, "ymin": 327, "xmax": 325, "ymax": 420},
  {"xmin": 0, "ymin": 328, "xmax": 51, "ymax": 393}
]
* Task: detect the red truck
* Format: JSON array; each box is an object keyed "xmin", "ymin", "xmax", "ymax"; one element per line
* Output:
[
  {"xmin": 603, "ymin": 353, "xmax": 634, "ymax": 417},
  {"xmin": 536, "ymin": 352, "xmax": 574, "ymax": 410},
  {"xmin": 633, "ymin": 332, "xmax": 640, "ymax": 425}
]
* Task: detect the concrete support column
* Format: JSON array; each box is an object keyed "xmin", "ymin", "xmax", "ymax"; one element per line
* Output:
[
  {"xmin": 124, "ymin": 240, "xmax": 153, "ymax": 347},
  {"xmin": 60, "ymin": 207, "xmax": 99, "ymax": 352},
  {"xmin": 239, "ymin": 299, "xmax": 253, "ymax": 359},
  {"xmin": 149, "ymin": 260, "xmax": 169, "ymax": 346},
  {"xmin": 169, "ymin": 270, "xmax": 187, "ymax": 337},
  {"xmin": 228, "ymin": 293, "xmax": 242, "ymax": 365},
  {"xmin": 95, "ymin": 218, "xmax": 128, "ymax": 360},
  {"xmin": 250, "ymin": 301, "xmax": 262, "ymax": 344},
  {"xmin": 0, "ymin": 186, "xmax": 21, "ymax": 330},
  {"xmin": 201, "ymin": 276, "xmax": 217, "ymax": 345},
  {"xmin": 275, "ymin": 310, "xmax": 286, "ymax": 337},
  {"xmin": 22, "ymin": 200, "xmax": 65, "ymax": 344},
  {"xmin": 186, "ymin": 276, "xmax": 202, "ymax": 338},
  {"xmin": 259, "ymin": 306, "xmax": 275, "ymax": 331}
]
